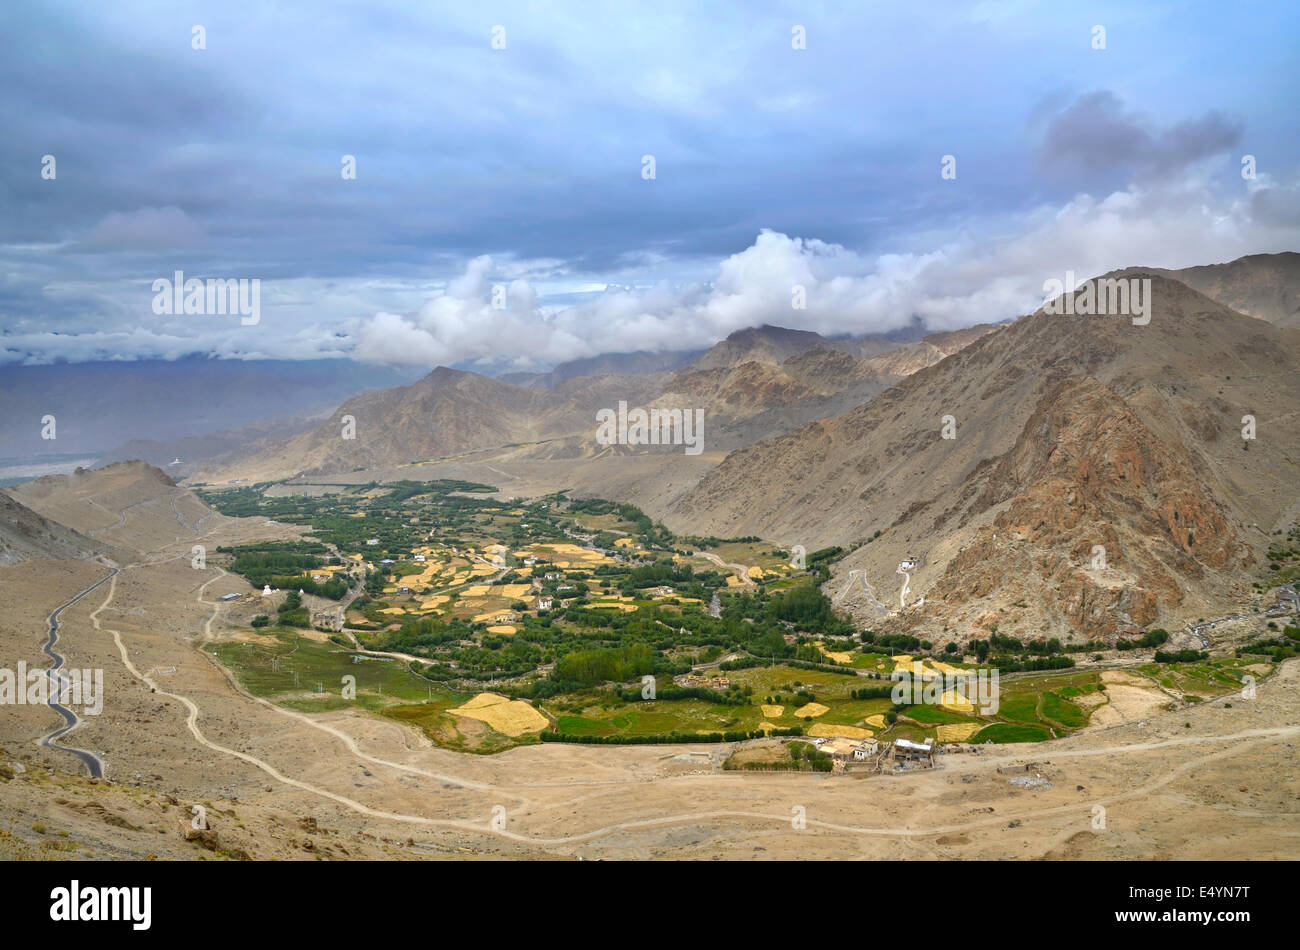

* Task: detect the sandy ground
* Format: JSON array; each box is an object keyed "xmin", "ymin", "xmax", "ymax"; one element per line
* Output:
[{"xmin": 3, "ymin": 478, "xmax": 1300, "ymax": 860}]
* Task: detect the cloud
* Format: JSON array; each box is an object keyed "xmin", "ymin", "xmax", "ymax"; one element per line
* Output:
[
  {"xmin": 77, "ymin": 206, "xmax": 205, "ymax": 250},
  {"xmin": 1036, "ymin": 91, "xmax": 1242, "ymax": 185},
  {"xmin": 348, "ymin": 163, "xmax": 1300, "ymax": 368}
]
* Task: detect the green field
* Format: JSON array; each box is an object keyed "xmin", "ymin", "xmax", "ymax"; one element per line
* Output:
[{"xmin": 208, "ymin": 629, "xmax": 458, "ymax": 713}]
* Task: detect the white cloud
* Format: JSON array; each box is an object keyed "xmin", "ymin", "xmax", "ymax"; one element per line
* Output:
[{"xmin": 348, "ymin": 166, "xmax": 1300, "ymax": 367}]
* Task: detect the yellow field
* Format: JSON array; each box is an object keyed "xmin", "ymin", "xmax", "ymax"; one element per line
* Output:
[
  {"xmin": 450, "ymin": 693, "xmax": 549, "ymax": 736},
  {"xmin": 936, "ymin": 722, "xmax": 981, "ymax": 743},
  {"xmin": 497, "ymin": 584, "xmax": 531, "ymax": 598},
  {"xmin": 927, "ymin": 659, "xmax": 964, "ymax": 675},
  {"xmin": 486, "ymin": 625, "xmax": 516, "ymax": 635},
  {"xmin": 794, "ymin": 702, "xmax": 829, "ymax": 718},
  {"xmin": 815, "ymin": 641, "xmax": 853, "ymax": 663},
  {"xmin": 807, "ymin": 723, "xmax": 873, "ymax": 739},
  {"xmin": 463, "ymin": 585, "xmax": 491, "ymax": 597},
  {"xmin": 760, "ymin": 704, "xmax": 784, "ymax": 718},
  {"xmin": 865, "ymin": 714, "xmax": 886, "ymax": 728},
  {"xmin": 939, "ymin": 689, "xmax": 975, "ymax": 714}
]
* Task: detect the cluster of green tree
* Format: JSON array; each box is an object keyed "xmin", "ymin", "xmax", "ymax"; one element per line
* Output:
[
  {"xmin": 865, "ymin": 632, "xmax": 927, "ymax": 651},
  {"xmin": 787, "ymin": 740, "xmax": 833, "ymax": 771},
  {"xmin": 849, "ymin": 685, "xmax": 895, "ymax": 700},
  {"xmin": 722, "ymin": 585, "xmax": 854, "ymax": 640},
  {"xmin": 805, "ymin": 545, "xmax": 844, "ymax": 582},
  {"xmin": 276, "ymin": 590, "xmax": 310, "ymax": 628},
  {"xmin": 611, "ymin": 684, "xmax": 747, "ymax": 705},
  {"xmin": 728, "ymin": 759, "xmax": 807, "ymax": 771},
  {"xmin": 677, "ymin": 534, "xmax": 762, "ymax": 550},
  {"xmin": 1236, "ymin": 637, "xmax": 1297, "ymax": 661},
  {"xmin": 551, "ymin": 643, "xmax": 657, "ymax": 687},
  {"xmin": 984, "ymin": 633, "xmax": 1066, "ymax": 655},
  {"xmin": 985, "ymin": 654, "xmax": 1076, "ymax": 673},
  {"xmin": 371, "ymin": 616, "xmax": 470, "ymax": 653},
  {"xmin": 635, "ymin": 560, "xmax": 703, "ymax": 587},
  {"xmin": 442, "ymin": 643, "xmax": 539, "ymax": 678},
  {"xmin": 1153, "ymin": 649, "xmax": 1209, "ymax": 664},
  {"xmin": 1116, "ymin": 629, "xmax": 1170, "ymax": 650},
  {"xmin": 223, "ymin": 545, "xmax": 326, "ymax": 584}
]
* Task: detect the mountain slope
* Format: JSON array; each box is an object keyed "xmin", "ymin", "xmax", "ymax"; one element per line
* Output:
[
  {"xmin": 1157, "ymin": 251, "xmax": 1300, "ymax": 329},
  {"xmin": 195, "ymin": 320, "xmax": 999, "ymax": 482},
  {"xmin": 669, "ymin": 274, "xmax": 1300, "ymax": 642},
  {"xmin": 0, "ymin": 492, "xmax": 97, "ymax": 565},
  {"xmin": 688, "ymin": 325, "xmax": 832, "ymax": 370}
]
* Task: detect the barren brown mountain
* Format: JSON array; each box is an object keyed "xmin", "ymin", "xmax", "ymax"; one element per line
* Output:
[
  {"xmin": 0, "ymin": 491, "xmax": 97, "ymax": 565},
  {"xmin": 195, "ymin": 325, "xmax": 998, "ymax": 482},
  {"xmin": 669, "ymin": 274, "xmax": 1300, "ymax": 643},
  {"xmin": 1157, "ymin": 251, "xmax": 1300, "ymax": 329}
]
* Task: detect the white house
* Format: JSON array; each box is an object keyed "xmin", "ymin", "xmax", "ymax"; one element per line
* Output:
[
  {"xmin": 537, "ymin": 597, "xmax": 554, "ymax": 610},
  {"xmin": 853, "ymin": 740, "xmax": 879, "ymax": 760}
]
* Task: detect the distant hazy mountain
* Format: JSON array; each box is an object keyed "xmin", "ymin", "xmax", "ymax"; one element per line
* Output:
[
  {"xmin": 0, "ymin": 356, "xmax": 423, "ymax": 457},
  {"xmin": 499, "ymin": 348, "xmax": 706, "ymax": 388},
  {"xmin": 97, "ymin": 414, "xmax": 323, "ymax": 475}
]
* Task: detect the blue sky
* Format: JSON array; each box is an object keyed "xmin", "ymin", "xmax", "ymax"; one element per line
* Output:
[{"xmin": 2, "ymin": 0, "xmax": 1297, "ymax": 369}]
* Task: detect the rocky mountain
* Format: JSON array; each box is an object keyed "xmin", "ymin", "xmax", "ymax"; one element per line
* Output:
[
  {"xmin": 195, "ymin": 321, "xmax": 999, "ymax": 481},
  {"xmin": 669, "ymin": 274, "xmax": 1300, "ymax": 643},
  {"xmin": 1159, "ymin": 251, "xmax": 1300, "ymax": 329},
  {"xmin": 688, "ymin": 325, "xmax": 833, "ymax": 370},
  {"xmin": 0, "ymin": 491, "xmax": 97, "ymax": 565}
]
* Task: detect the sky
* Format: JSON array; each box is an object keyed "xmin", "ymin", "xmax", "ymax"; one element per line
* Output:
[{"xmin": 2, "ymin": 0, "xmax": 1298, "ymax": 372}]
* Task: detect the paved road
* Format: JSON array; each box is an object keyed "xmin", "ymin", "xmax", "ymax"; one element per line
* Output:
[{"xmin": 38, "ymin": 565, "xmax": 118, "ymax": 778}]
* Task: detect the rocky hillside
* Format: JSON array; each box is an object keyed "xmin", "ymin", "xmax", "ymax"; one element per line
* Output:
[
  {"xmin": 0, "ymin": 492, "xmax": 97, "ymax": 565},
  {"xmin": 1158, "ymin": 251, "xmax": 1300, "ymax": 329},
  {"xmin": 670, "ymin": 275, "xmax": 1300, "ymax": 643},
  {"xmin": 195, "ymin": 322, "xmax": 999, "ymax": 481}
]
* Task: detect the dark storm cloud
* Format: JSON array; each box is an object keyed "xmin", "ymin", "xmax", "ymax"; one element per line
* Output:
[{"xmin": 1036, "ymin": 90, "xmax": 1242, "ymax": 185}]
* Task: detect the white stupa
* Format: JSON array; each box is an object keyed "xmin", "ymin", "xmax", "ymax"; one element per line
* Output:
[{"xmin": 262, "ymin": 584, "xmax": 273, "ymax": 597}]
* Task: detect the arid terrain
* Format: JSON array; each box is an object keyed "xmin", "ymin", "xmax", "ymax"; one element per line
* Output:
[{"xmin": 2, "ymin": 445, "xmax": 1298, "ymax": 861}]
